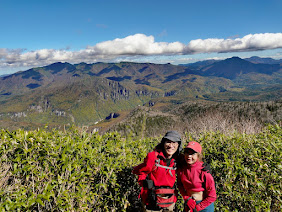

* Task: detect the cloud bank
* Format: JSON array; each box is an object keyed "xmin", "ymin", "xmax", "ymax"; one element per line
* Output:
[{"xmin": 1, "ymin": 33, "xmax": 282, "ymax": 71}]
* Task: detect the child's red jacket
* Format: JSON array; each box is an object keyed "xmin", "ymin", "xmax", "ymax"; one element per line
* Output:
[{"xmin": 177, "ymin": 160, "xmax": 217, "ymax": 211}]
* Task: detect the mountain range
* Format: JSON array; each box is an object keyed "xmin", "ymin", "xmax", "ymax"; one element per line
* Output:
[{"xmin": 0, "ymin": 56, "xmax": 281, "ymax": 131}]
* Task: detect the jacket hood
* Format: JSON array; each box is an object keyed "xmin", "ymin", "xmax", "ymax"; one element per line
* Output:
[{"xmin": 160, "ymin": 130, "xmax": 183, "ymax": 154}]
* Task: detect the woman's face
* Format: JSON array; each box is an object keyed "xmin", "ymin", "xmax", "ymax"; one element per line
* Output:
[
  {"xmin": 164, "ymin": 140, "xmax": 179, "ymax": 158},
  {"xmin": 184, "ymin": 148, "xmax": 199, "ymax": 165}
]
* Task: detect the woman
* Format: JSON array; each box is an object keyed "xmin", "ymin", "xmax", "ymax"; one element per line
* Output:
[
  {"xmin": 133, "ymin": 131, "xmax": 183, "ymax": 212},
  {"xmin": 177, "ymin": 141, "xmax": 216, "ymax": 212}
]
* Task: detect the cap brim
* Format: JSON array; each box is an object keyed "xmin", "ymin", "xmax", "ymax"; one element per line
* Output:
[
  {"xmin": 163, "ymin": 136, "xmax": 180, "ymax": 142},
  {"xmin": 184, "ymin": 147, "xmax": 198, "ymax": 152}
]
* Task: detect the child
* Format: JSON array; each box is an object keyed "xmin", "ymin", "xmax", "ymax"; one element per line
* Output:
[{"xmin": 177, "ymin": 141, "xmax": 216, "ymax": 212}]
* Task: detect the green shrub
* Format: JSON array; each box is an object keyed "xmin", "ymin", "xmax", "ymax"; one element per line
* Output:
[
  {"xmin": 0, "ymin": 125, "xmax": 281, "ymax": 211},
  {"xmin": 199, "ymin": 124, "xmax": 282, "ymax": 211}
]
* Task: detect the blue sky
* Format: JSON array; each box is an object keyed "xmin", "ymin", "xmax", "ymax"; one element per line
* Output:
[{"xmin": 1, "ymin": 0, "xmax": 282, "ymax": 74}]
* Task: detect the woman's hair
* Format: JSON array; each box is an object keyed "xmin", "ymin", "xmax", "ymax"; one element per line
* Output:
[
  {"xmin": 155, "ymin": 138, "xmax": 181, "ymax": 158},
  {"xmin": 197, "ymin": 152, "xmax": 203, "ymax": 162},
  {"xmin": 155, "ymin": 142, "xmax": 163, "ymax": 151}
]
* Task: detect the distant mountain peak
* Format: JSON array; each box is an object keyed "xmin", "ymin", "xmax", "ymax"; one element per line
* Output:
[
  {"xmin": 44, "ymin": 62, "xmax": 75, "ymax": 73},
  {"xmin": 225, "ymin": 56, "xmax": 245, "ymax": 62},
  {"xmin": 245, "ymin": 56, "xmax": 282, "ymax": 64},
  {"xmin": 230, "ymin": 56, "xmax": 241, "ymax": 59},
  {"xmin": 203, "ymin": 56, "xmax": 280, "ymax": 79},
  {"xmin": 45, "ymin": 61, "xmax": 72, "ymax": 68}
]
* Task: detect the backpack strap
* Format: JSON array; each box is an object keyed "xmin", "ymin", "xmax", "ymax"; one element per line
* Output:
[
  {"xmin": 200, "ymin": 169, "xmax": 207, "ymax": 191},
  {"xmin": 201, "ymin": 163, "xmax": 216, "ymax": 191},
  {"xmin": 153, "ymin": 153, "xmax": 177, "ymax": 177}
]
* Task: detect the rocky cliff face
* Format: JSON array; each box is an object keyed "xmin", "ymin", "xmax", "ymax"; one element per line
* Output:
[{"xmin": 0, "ymin": 58, "xmax": 281, "ymax": 130}]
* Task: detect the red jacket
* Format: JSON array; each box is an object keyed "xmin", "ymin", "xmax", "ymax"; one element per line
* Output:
[
  {"xmin": 132, "ymin": 149, "xmax": 177, "ymax": 205},
  {"xmin": 177, "ymin": 160, "xmax": 216, "ymax": 211}
]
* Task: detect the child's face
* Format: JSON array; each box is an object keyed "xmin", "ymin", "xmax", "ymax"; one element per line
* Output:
[{"xmin": 184, "ymin": 149, "xmax": 199, "ymax": 165}]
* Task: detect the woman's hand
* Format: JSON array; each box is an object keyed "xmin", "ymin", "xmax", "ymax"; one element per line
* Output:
[{"xmin": 185, "ymin": 197, "xmax": 196, "ymax": 212}]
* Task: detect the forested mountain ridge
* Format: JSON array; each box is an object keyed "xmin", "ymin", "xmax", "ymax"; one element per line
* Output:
[
  {"xmin": 201, "ymin": 56, "xmax": 280, "ymax": 79},
  {"xmin": 0, "ymin": 56, "xmax": 281, "ymax": 131}
]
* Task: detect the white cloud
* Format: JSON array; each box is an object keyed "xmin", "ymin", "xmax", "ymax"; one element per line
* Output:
[
  {"xmin": 87, "ymin": 34, "xmax": 184, "ymax": 55},
  {"xmin": 1, "ymin": 33, "xmax": 282, "ymax": 73},
  {"xmin": 185, "ymin": 33, "xmax": 282, "ymax": 53}
]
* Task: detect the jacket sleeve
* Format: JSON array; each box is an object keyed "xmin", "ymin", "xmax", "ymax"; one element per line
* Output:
[
  {"xmin": 177, "ymin": 170, "xmax": 190, "ymax": 200},
  {"xmin": 132, "ymin": 151, "xmax": 156, "ymax": 185},
  {"xmin": 195, "ymin": 172, "xmax": 217, "ymax": 211}
]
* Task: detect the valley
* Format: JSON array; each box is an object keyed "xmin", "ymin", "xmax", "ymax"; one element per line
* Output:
[{"xmin": 0, "ymin": 56, "xmax": 281, "ymax": 134}]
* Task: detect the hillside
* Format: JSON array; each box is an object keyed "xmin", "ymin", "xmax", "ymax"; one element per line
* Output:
[
  {"xmin": 0, "ymin": 57, "xmax": 281, "ymax": 131},
  {"xmin": 202, "ymin": 56, "xmax": 281, "ymax": 79},
  {"xmin": 105, "ymin": 100, "xmax": 282, "ymax": 137}
]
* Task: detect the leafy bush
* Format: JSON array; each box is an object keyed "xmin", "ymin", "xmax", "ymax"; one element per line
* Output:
[
  {"xmin": 0, "ymin": 125, "xmax": 281, "ymax": 211},
  {"xmin": 198, "ymin": 124, "xmax": 282, "ymax": 211}
]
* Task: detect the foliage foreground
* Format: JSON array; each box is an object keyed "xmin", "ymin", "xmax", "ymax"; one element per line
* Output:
[{"xmin": 0, "ymin": 125, "xmax": 281, "ymax": 211}]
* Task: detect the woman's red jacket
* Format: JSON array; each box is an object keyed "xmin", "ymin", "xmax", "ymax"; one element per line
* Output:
[{"xmin": 132, "ymin": 150, "xmax": 177, "ymax": 205}]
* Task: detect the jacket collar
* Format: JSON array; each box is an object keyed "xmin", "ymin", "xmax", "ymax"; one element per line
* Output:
[{"xmin": 187, "ymin": 160, "xmax": 203, "ymax": 168}]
